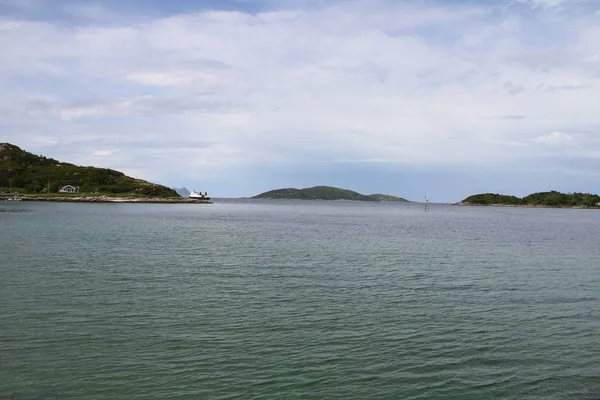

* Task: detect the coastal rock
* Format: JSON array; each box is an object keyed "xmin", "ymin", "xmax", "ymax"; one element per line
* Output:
[{"xmin": 0, "ymin": 195, "xmax": 211, "ymax": 204}]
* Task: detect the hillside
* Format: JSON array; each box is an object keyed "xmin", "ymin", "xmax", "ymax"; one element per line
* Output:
[
  {"xmin": 253, "ymin": 186, "xmax": 408, "ymax": 202},
  {"xmin": 0, "ymin": 143, "xmax": 179, "ymax": 197},
  {"xmin": 461, "ymin": 191, "xmax": 600, "ymax": 208}
]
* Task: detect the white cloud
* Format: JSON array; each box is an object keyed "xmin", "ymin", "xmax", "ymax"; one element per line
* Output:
[
  {"xmin": 125, "ymin": 70, "xmax": 226, "ymax": 87},
  {"xmin": 1, "ymin": 0, "xmax": 600, "ymax": 195},
  {"xmin": 60, "ymin": 106, "xmax": 107, "ymax": 121},
  {"xmin": 126, "ymin": 71, "xmax": 196, "ymax": 86},
  {"xmin": 518, "ymin": 0, "xmax": 565, "ymax": 8},
  {"xmin": 54, "ymin": 95, "xmax": 233, "ymax": 120},
  {"xmin": 535, "ymin": 131, "xmax": 575, "ymax": 144},
  {"xmin": 91, "ymin": 149, "xmax": 118, "ymax": 156}
]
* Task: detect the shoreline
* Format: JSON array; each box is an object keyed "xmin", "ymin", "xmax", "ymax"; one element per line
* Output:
[
  {"xmin": 251, "ymin": 197, "xmax": 409, "ymax": 202},
  {"xmin": 456, "ymin": 202, "xmax": 597, "ymax": 209},
  {"xmin": 1, "ymin": 195, "xmax": 212, "ymax": 204}
]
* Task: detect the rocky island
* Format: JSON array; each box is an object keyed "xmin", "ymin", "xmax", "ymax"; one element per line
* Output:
[
  {"xmin": 460, "ymin": 191, "xmax": 600, "ymax": 208},
  {"xmin": 253, "ymin": 186, "xmax": 408, "ymax": 202},
  {"xmin": 0, "ymin": 143, "xmax": 210, "ymax": 203}
]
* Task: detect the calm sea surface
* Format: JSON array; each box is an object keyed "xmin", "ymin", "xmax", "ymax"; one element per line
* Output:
[{"xmin": 1, "ymin": 200, "xmax": 599, "ymax": 399}]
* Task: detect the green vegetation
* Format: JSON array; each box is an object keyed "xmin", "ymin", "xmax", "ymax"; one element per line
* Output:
[
  {"xmin": 460, "ymin": 193, "xmax": 522, "ymax": 205},
  {"xmin": 461, "ymin": 191, "xmax": 600, "ymax": 208},
  {"xmin": 0, "ymin": 143, "xmax": 179, "ymax": 197},
  {"xmin": 368, "ymin": 194, "xmax": 409, "ymax": 202},
  {"xmin": 253, "ymin": 186, "xmax": 408, "ymax": 202}
]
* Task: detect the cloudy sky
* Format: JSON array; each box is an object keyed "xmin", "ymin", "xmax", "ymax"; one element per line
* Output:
[{"xmin": 1, "ymin": 0, "xmax": 599, "ymax": 201}]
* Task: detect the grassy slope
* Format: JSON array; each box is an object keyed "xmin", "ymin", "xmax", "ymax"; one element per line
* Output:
[
  {"xmin": 253, "ymin": 186, "xmax": 408, "ymax": 201},
  {"xmin": 461, "ymin": 191, "xmax": 600, "ymax": 207},
  {"xmin": 0, "ymin": 143, "xmax": 179, "ymax": 197}
]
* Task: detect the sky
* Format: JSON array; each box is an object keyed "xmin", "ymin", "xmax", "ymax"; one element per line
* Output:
[{"xmin": 1, "ymin": 0, "xmax": 599, "ymax": 201}]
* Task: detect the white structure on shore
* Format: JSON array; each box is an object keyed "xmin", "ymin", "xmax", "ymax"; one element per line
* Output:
[{"xmin": 58, "ymin": 185, "xmax": 79, "ymax": 193}]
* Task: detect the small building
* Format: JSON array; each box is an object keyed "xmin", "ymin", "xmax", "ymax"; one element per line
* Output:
[{"xmin": 58, "ymin": 185, "xmax": 79, "ymax": 194}]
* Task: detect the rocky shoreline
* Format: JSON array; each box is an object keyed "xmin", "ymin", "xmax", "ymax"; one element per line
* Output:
[{"xmin": 1, "ymin": 195, "xmax": 212, "ymax": 204}]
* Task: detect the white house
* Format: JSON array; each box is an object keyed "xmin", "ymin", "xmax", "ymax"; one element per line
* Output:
[{"xmin": 58, "ymin": 185, "xmax": 79, "ymax": 193}]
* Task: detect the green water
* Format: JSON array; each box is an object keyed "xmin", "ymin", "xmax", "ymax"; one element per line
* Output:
[{"xmin": 1, "ymin": 200, "xmax": 599, "ymax": 399}]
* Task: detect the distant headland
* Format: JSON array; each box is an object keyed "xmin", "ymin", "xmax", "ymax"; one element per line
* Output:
[
  {"xmin": 253, "ymin": 186, "xmax": 408, "ymax": 202},
  {"xmin": 0, "ymin": 143, "xmax": 209, "ymax": 203},
  {"xmin": 459, "ymin": 191, "xmax": 600, "ymax": 208}
]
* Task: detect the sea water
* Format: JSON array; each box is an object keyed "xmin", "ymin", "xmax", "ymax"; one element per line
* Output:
[{"xmin": 1, "ymin": 200, "xmax": 599, "ymax": 399}]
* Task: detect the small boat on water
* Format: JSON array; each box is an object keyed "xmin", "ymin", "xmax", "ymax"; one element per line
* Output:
[{"xmin": 189, "ymin": 190, "xmax": 211, "ymax": 201}]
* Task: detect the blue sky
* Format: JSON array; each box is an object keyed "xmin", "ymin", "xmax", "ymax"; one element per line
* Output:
[{"xmin": 1, "ymin": 0, "xmax": 599, "ymax": 201}]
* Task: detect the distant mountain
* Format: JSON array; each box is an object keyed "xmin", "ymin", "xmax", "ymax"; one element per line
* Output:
[
  {"xmin": 0, "ymin": 143, "xmax": 179, "ymax": 197},
  {"xmin": 253, "ymin": 186, "xmax": 408, "ymax": 202},
  {"xmin": 174, "ymin": 187, "xmax": 190, "ymax": 197},
  {"xmin": 461, "ymin": 191, "xmax": 600, "ymax": 208}
]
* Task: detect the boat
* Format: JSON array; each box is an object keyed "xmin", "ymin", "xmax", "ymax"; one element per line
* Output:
[
  {"xmin": 189, "ymin": 190, "xmax": 211, "ymax": 201},
  {"xmin": 5, "ymin": 192, "xmax": 22, "ymax": 201}
]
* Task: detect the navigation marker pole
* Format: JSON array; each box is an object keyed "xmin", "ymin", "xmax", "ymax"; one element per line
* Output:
[{"xmin": 425, "ymin": 194, "xmax": 430, "ymax": 212}]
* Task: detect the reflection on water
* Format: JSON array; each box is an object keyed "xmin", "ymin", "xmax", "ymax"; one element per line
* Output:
[{"xmin": 0, "ymin": 208, "xmax": 33, "ymax": 213}]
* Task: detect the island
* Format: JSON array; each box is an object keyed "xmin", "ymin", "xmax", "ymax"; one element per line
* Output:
[
  {"xmin": 253, "ymin": 186, "xmax": 408, "ymax": 202},
  {"xmin": 460, "ymin": 191, "xmax": 600, "ymax": 208},
  {"xmin": 0, "ymin": 143, "xmax": 209, "ymax": 203}
]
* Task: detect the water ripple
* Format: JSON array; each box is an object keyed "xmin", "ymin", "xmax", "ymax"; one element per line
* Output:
[{"xmin": 1, "ymin": 201, "xmax": 599, "ymax": 399}]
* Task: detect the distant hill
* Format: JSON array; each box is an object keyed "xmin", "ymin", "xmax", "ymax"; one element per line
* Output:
[
  {"xmin": 461, "ymin": 191, "xmax": 600, "ymax": 208},
  {"xmin": 174, "ymin": 187, "xmax": 190, "ymax": 197},
  {"xmin": 0, "ymin": 143, "xmax": 179, "ymax": 197},
  {"xmin": 253, "ymin": 186, "xmax": 408, "ymax": 202}
]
